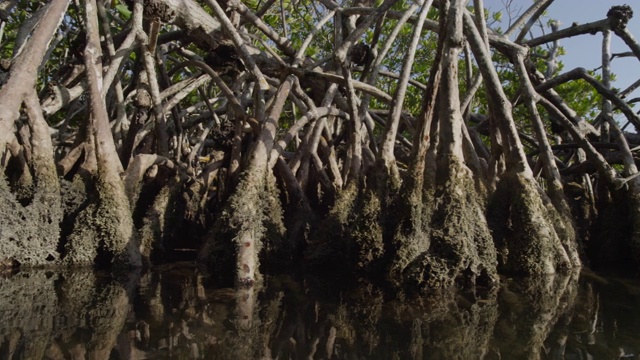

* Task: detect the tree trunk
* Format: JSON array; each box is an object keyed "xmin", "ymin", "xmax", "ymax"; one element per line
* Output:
[
  {"xmin": 0, "ymin": 0, "xmax": 69, "ymax": 150},
  {"xmin": 464, "ymin": 10, "xmax": 575, "ymax": 275},
  {"xmin": 199, "ymin": 76, "xmax": 295, "ymax": 286},
  {"xmin": 0, "ymin": 0, "xmax": 68, "ymax": 267},
  {"xmin": 400, "ymin": 0, "xmax": 497, "ymax": 290},
  {"xmin": 63, "ymin": 0, "xmax": 141, "ymax": 268}
]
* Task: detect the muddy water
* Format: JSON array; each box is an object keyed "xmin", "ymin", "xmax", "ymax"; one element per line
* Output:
[{"xmin": 0, "ymin": 265, "xmax": 638, "ymax": 359}]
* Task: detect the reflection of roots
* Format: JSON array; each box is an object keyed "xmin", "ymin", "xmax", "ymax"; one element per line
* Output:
[
  {"xmin": 420, "ymin": 292, "xmax": 499, "ymax": 358},
  {"xmin": 493, "ymin": 271, "xmax": 579, "ymax": 359},
  {"xmin": 0, "ymin": 269, "xmax": 138, "ymax": 359},
  {"xmin": 260, "ymin": 277, "xmax": 500, "ymax": 359},
  {"xmin": 0, "ymin": 265, "xmax": 600, "ymax": 359}
]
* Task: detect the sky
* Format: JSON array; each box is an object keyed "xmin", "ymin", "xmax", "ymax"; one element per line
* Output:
[{"xmin": 482, "ymin": 0, "xmax": 640, "ymax": 100}]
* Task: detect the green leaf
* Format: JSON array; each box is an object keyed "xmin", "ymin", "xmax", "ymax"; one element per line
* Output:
[{"xmin": 115, "ymin": 4, "xmax": 131, "ymax": 20}]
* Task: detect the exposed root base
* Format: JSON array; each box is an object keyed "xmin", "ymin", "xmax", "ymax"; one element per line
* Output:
[
  {"xmin": 304, "ymin": 182, "xmax": 385, "ymax": 278},
  {"xmin": 401, "ymin": 158, "xmax": 497, "ymax": 292},
  {"xmin": 0, "ymin": 174, "xmax": 62, "ymax": 267},
  {"xmin": 197, "ymin": 169, "xmax": 285, "ymax": 287},
  {"xmin": 63, "ymin": 172, "xmax": 141, "ymax": 268},
  {"xmin": 488, "ymin": 171, "xmax": 573, "ymax": 276}
]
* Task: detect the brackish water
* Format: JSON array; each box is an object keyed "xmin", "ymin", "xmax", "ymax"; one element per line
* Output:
[{"xmin": 0, "ymin": 264, "xmax": 638, "ymax": 359}]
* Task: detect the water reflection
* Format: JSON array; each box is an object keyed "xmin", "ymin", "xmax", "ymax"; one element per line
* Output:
[
  {"xmin": 0, "ymin": 270, "xmax": 137, "ymax": 359},
  {"xmin": 0, "ymin": 265, "xmax": 639, "ymax": 359}
]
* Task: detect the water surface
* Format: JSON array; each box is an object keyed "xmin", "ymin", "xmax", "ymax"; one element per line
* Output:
[{"xmin": 0, "ymin": 265, "xmax": 638, "ymax": 359}]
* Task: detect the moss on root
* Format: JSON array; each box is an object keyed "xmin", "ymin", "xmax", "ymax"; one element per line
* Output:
[
  {"xmin": 564, "ymin": 180, "xmax": 595, "ymax": 257},
  {"xmin": 63, "ymin": 172, "xmax": 141, "ymax": 268},
  {"xmin": 198, "ymin": 168, "xmax": 285, "ymax": 286},
  {"xmin": 138, "ymin": 177, "xmax": 211, "ymax": 265},
  {"xmin": 386, "ymin": 183, "xmax": 433, "ymax": 286},
  {"xmin": 0, "ymin": 173, "xmax": 62, "ymax": 267},
  {"xmin": 304, "ymin": 182, "xmax": 385, "ymax": 276},
  {"xmin": 488, "ymin": 171, "xmax": 572, "ymax": 275},
  {"xmin": 138, "ymin": 183, "xmax": 174, "ymax": 264},
  {"xmin": 353, "ymin": 188, "xmax": 386, "ymax": 270},
  {"xmin": 545, "ymin": 188, "xmax": 581, "ymax": 268},
  {"xmin": 260, "ymin": 172, "xmax": 288, "ymax": 265},
  {"xmin": 402, "ymin": 157, "xmax": 497, "ymax": 292},
  {"xmin": 303, "ymin": 182, "xmax": 359, "ymax": 271}
]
